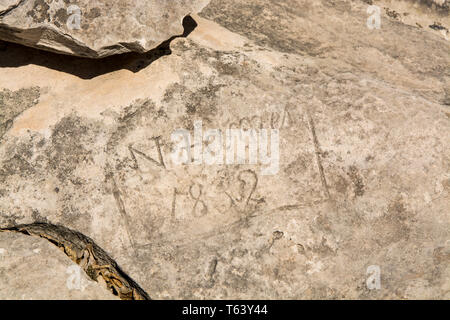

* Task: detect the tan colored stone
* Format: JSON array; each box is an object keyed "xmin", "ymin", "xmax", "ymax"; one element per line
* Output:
[
  {"xmin": 0, "ymin": 1, "xmax": 21, "ymax": 13},
  {"xmin": 0, "ymin": 232, "xmax": 118, "ymax": 299},
  {"xmin": 0, "ymin": 0, "xmax": 210, "ymax": 58},
  {"xmin": 0, "ymin": 0, "xmax": 449, "ymax": 299}
]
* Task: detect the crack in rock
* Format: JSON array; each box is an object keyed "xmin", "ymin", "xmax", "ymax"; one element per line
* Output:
[{"xmin": 0, "ymin": 0, "xmax": 27, "ymax": 18}]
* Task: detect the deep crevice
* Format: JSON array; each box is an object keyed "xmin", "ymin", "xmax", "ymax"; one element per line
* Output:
[
  {"xmin": 0, "ymin": 222, "xmax": 151, "ymax": 300},
  {"xmin": 0, "ymin": 15, "xmax": 198, "ymax": 79}
]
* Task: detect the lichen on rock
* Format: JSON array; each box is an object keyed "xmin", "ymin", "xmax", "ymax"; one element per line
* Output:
[{"xmin": 0, "ymin": 0, "xmax": 211, "ymax": 58}]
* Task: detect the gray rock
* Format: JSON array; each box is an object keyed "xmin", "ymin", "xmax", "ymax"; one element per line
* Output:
[
  {"xmin": 0, "ymin": 0, "xmax": 449, "ymax": 300},
  {"xmin": 0, "ymin": 0, "xmax": 210, "ymax": 58}
]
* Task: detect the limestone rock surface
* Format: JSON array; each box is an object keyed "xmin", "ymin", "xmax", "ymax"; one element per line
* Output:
[
  {"xmin": 0, "ymin": 231, "xmax": 118, "ymax": 299},
  {"xmin": 0, "ymin": 0, "xmax": 449, "ymax": 299},
  {"xmin": 0, "ymin": 0, "xmax": 210, "ymax": 58}
]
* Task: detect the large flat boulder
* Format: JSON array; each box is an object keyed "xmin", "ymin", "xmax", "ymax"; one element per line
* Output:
[{"xmin": 0, "ymin": 0, "xmax": 449, "ymax": 299}]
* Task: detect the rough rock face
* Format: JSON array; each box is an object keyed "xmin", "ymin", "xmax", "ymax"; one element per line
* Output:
[
  {"xmin": 0, "ymin": 0, "xmax": 449, "ymax": 299},
  {"xmin": 0, "ymin": 231, "xmax": 118, "ymax": 299},
  {"xmin": 0, "ymin": 0, "xmax": 210, "ymax": 58},
  {"xmin": 0, "ymin": 1, "xmax": 21, "ymax": 13}
]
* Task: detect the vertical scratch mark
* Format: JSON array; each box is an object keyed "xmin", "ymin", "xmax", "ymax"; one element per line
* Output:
[
  {"xmin": 153, "ymin": 136, "xmax": 166, "ymax": 169},
  {"xmin": 306, "ymin": 108, "xmax": 331, "ymax": 200},
  {"xmin": 207, "ymin": 257, "xmax": 218, "ymax": 279},
  {"xmin": 108, "ymin": 173, "xmax": 137, "ymax": 255}
]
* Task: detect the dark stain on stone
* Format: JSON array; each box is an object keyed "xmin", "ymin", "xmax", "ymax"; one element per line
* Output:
[
  {"xmin": 429, "ymin": 22, "xmax": 448, "ymax": 31},
  {"xmin": 186, "ymin": 103, "xmax": 196, "ymax": 115},
  {"xmin": 0, "ymin": 153, "xmax": 36, "ymax": 178},
  {"xmin": 47, "ymin": 115, "xmax": 96, "ymax": 182},
  {"xmin": 163, "ymin": 82, "xmax": 223, "ymax": 124},
  {"xmin": 53, "ymin": 8, "xmax": 68, "ymax": 28},
  {"xmin": 200, "ymin": 0, "xmax": 324, "ymax": 56},
  {"xmin": 0, "ymin": 135, "xmax": 42, "ymax": 180},
  {"xmin": 347, "ymin": 165, "xmax": 365, "ymax": 197},
  {"xmin": 31, "ymin": 209, "xmax": 49, "ymax": 223},
  {"xmin": 442, "ymin": 88, "xmax": 450, "ymax": 105},
  {"xmin": 106, "ymin": 98, "xmax": 164, "ymax": 160},
  {"xmin": 371, "ymin": 197, "xmax": 412, "ymax": 246},
  {"xmin": 406, "ymin": 0, "xmax": 450, "ymax": 14},
  {"xmin": 85, "ymin": 7, "xmax": 101, "ymax": 19},
  {"xmin": 284, "ymin": 153, "xmax": 314, "ymax": 180},
  {"xmin": 0, "ymin": 87, "xmax": 40, "ymax": 140},
  {"xmin": 433, "ymin": 246, "xmax": 450, "ymax": 264},
  {"xmin": 26, "ymin": 0, "xmax": 51, "ymax": 23},
  {"xmin": 387, "ymin": 198, "xmax": 408, "ymax": 221},
  {"xmin": 335, "ymin": 174, "xmax": 349, "ymax": 194},
  {"xmin": 385, "ymin": 7, "xmax": 401, "ymax": 20}
]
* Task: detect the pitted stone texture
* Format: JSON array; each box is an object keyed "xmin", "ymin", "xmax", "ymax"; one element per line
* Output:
[
  {"xmin": 0, "ymin": 0, "xmax": 449, "ymax": 299},
  {"xmin": 0, "ymin": 0, "xmax": 210, "ymax": 58}
]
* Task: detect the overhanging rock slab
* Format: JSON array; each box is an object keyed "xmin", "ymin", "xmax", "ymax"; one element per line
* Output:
[{"xmin": 0, "ymin": 0, "xmax": 210, "ymax": 58}]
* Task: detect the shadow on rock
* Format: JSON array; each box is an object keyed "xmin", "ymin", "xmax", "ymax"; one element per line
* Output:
[{"xmin": 0, "ymin": 15, "xmax": 197, "ymax": 80}]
